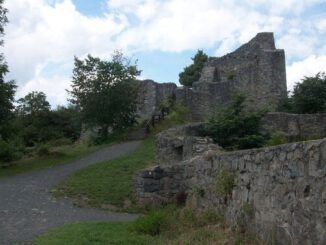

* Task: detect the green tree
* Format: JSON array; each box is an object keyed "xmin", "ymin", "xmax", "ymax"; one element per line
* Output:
[
  {"xmin": 0, "ymin": 1, "xmax": 21, "ymax": 165},
  {"xmin": 179, "ymin": 50, "xmax": 208, "ymax": 87},
  {"xmin": 286, "ymin": 72, "xmax": 326, "ymax": 113},
  {"xmin": 16, "ymin": 91, "xmax": 50, "ymax": 116},
  {"xmin": 69, "ymin": 52, "xmax": 140, "ymax": 139},
  {"xmin": 205, "ymin": 94, "xmax": 268, "ymax": 150},
  {"xmin": 0, "ymin": 0, "xmax": 16, "ymax": 140},
  {"xmin": 16, "ymin": 91, "xmax": 52, "ymax": 146}
]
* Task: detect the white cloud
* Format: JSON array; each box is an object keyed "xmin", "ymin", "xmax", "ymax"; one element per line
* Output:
[
  {"xmin": 18, "ymin": 75, "xmax": 71, "ymax": 107},
  {"xmin": 278, "ymin": 34, "xmax": 317, "ymax": 59},
  {"xmin": 317, "ymin": 18, "xmax": 326, "ymax": 32},
  {"xmin": 3, "ymin": 0, "xmax": 326, "ymax": 106},
  {"xmin": 287, "ymin": 55, "xmax": 326, "ymax": 90},
  {"xmin": 5, "ymin": 0, "xmax": 128, "ymax": 104}
]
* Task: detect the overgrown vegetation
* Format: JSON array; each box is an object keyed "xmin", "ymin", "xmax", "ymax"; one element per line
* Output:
[
  {"xmin": 69, "ymin": 52, "xmax": 140, "ymax": 141},
  {"xmin": 267, "ymin": 131, "xmax": 288, "ymax": 146},
  {"xmin": 53, "ymin": 104, "xmax": 190, "ymax": 211},
  {"xmin": 215, "ymin": 167, "xmax": 235, "ymax": 196},
  {"xmin": 280, "ymin": 72, "xmax": 326, "ymax": 113},
  {"xmin": 179, "ymin": 50, "xmax": 208, "ymax": 87},
  {"xmin": 205, "ymin": 94, "xmax": 269, "ymax": 150},
  {"xmin": 0, "ymin": 143, "xmax": 101, "ymax": 178},
  {"xmin": 35, "ymin": 206, "xmax": 261, "ymax": 245},
  {"xmin": 53, "ymin": 136, "xmax": 155, "ymax": 211}
]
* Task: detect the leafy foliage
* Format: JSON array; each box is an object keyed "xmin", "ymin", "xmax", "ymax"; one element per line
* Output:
[
  {"xmin": 205, "ymin": 94, "xmax": 268, "ymax": 150},
  {"xmin": 15, "ymin": 92, "xmax": 81, "ymax": 147},
  {"xmin": 16, "ymin": 91, "xmax": 50, "ymax": 116},
  {"xmin": 0, "ymin": 138, "xmax": 23, "ymax": 166},
  {"xmin": 280, "ymin": 72, "xmax": 326, "ymax": 113},
  {"xmin": 0, "ymin": 0, "xmax": 16, "ymax": 140},
  {"xmin": 131, "ymin": 209, "xmax": 167, "ymax": 236},
  {"xmin": 215, "ymin": 167, "xmax": 234, "ymax": 196},
  {"xmin": 69, "ymin": 52, "xmax": 140, "ymax": 139},
  {"xmin": 179, "ymin": 50, "xmax": 208, "ymax": 87},
  {"xmin": 267, "ymin": 131, "xmax": 288, "ymax": 146},
  {"xmin": 0, "ymin": 80, "xmax": 16, "ymax": 138}
]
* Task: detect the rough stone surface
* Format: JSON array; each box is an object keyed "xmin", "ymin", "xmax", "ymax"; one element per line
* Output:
[
  {"xmin": 137, "ymin": 79, "xmax": 177, "ymax": 121},
  {"xmin": 155, "ymin": 123, "xmax": 221, "ymax": 165},
  {"xmin": 135, "ymin": 124, "xmax": 326, "ymax": 244},
  {"xmin": 263, "ymin": 112, "xmax": 326, "ymax": 141},
  {"xmin": 176, "ymin": 32, "xmax": 287, "ymax": 121}
]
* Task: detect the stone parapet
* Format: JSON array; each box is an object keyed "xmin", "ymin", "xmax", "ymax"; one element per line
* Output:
[{"xmin": 135, "ymin": 138, "xmax": 326, "ymax": 244}]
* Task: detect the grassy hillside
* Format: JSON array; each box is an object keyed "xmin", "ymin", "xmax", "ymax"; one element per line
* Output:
[{"xmin": 0, "ymin": 144, "xmax": 101, "ymax": 178}]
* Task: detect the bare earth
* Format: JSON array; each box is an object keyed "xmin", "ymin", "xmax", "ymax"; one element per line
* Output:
[{"xmin": 0, "ymin": 141, "xmax": 141, "ymax": 245}]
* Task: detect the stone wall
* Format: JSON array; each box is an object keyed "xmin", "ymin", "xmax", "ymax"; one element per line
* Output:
[
  {"xmin": 154, "ymin": 123, "xmax": 220, "ymax": 165},
  {"xmin": 176, "ymin": 32, "xmax": 287, "ymax": 121},
  {"xmin": 137, "ymin": 79, "xmax": 177, "ymax": 121},
  {"xmin": 135, "ymin": 138, "xmax": 326, "ymax": 244},
  {"xmin": 263, "ymin": 112, "xmax": 326, "ymax": 141}
]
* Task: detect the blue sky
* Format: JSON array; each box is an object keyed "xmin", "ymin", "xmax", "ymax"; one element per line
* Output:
[{"xmin": 4, "ymin": 0, "xmax": 326, "ymax": 107}]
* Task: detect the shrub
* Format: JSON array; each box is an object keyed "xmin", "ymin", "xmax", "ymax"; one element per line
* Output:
[
  {"xmin": 0, "ymin": 138, "xmax": 23, "ymax": 166},
  {"xmin": 216, "ymin": 167, "xmax": 234, "ymax": 196},
  {"xmin": 37, "ymin": 144, "xmax": 50, "ymax": 157},
  {"xmin": 179, "ymin": 50, "xmax": 208, "ymax": 87},
  {"xmin": 241, "ymin": 203, "xmax": 255, "ymax": 218},
  {"xmin": 166, "ymin": 103, "xmax": 190, "ymax": 124},
  {"xmin": 280, "ymin": 72, "xmax": 326, "ymax": 113},
  {"xmin": 131, "ymin": 209, "xmax": 167, "ymax": 236},
  {"xmin": 192, "ymin": 187, "xmax": 205, "ymax": 198},
  {"xmin": 267, "ymin": 131, "xmax": 288, "ymax": 146},
  {"xmin": 48, "ymin": 138, "xmax": 73, "ymax": 147},
  {"xmin": 205, "ymin": 94, "xmax": 268, "ymax": 150}
]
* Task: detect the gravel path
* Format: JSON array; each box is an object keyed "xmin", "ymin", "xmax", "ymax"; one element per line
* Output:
[{"xmin": 0, "ymin": 141, "xmax": 141, "ymax": 245}]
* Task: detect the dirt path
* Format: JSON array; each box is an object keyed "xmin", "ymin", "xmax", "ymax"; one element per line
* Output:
[{"xmin": 0, "ymin": 141, "xmax": 141, "ymax": 245}]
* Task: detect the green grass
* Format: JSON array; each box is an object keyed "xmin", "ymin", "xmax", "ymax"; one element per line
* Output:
[
  {"xmin": 0, "ymin": 144, "xmax": 101, "ymax": 178},
  {"xmin": 35, "ymin": 207, "xmax": 261, "ymax": 245},
  {"xmin": 34, "ymin": 221, "xmax": 155, "ymax": 245},
  {"xmin": 53, "ymin": 137, "xmax": 155, "ymax": 211},
  {"xmin": 53, "ymin": 104, "xmax": 190, "ymax": 211}
]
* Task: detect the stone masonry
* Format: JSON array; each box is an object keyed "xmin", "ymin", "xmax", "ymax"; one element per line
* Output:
[
  {"xmin": 154, "ymin": 123, "xmax": 222, "ymax": 165},
  {"xmin": 135, "ymin": 123, "xmax": 326, "ymax": 244},
  {"xmin": 131, "ymin": 33, "xmax": 288, "ymax": 123},
  {"xmin": 263, "ymin": 112, "xmax": 326, "ymax": 142},
  {"xmin": 136, "ymin": 79, "xmax": 177, "ymax": 121},
  {"xmin": 136, "ymin": 138, "xmax": 326, "ymax": 244},
  {"xmin": 175, "ymin": 32, "xmax": 287, "ymax": 121}
]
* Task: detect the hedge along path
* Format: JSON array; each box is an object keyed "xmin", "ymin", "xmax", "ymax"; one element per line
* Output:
[{"xmin": 0, "ymin": 141, "xmax": 140, "ymax": 245}]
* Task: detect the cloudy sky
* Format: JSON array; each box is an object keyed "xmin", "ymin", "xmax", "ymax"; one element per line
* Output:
[{"xmin": 3, "ymin": 0, "xmax": 326, "ymax": 107}]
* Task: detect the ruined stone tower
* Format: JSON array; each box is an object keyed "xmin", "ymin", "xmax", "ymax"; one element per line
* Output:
[{"xmin": 176, "ymin": 32, "xmax": 287, "ymax": 121}]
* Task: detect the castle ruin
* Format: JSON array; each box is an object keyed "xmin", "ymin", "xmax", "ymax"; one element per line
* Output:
[
  {"xmin": 134, "ymin": 32, "xmax": 326, "ymax": 244},
  {"xmin": 138, "ymin": 32, "xmax": 287, "ymax": 121}
]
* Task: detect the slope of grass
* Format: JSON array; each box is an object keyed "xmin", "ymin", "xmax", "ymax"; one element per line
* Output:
[
  {"xmin": 34, "ymin": 222, "xmax": 155, "ymax": 245},
  {"xmin": 53, "ymin": 104, "xmax": 190, "ymax": 211},
  {"xmin": 35, "ymin": 207, "xmax": 262, "ymax": 245},
  {"xmin": 53, "ymin": 137, "xmax": 155, "ymax": 211},
  {"xmin": 0, "ymin": 144, "xmax": 100, "ymax": 178}
]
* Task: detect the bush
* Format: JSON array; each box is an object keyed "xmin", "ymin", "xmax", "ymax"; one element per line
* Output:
[
  {"xmin": 216, "ymin": 167, "xmax": 234, "ymax": 196},
  {"xmin": 48, "ymin": 138, "xmax": 73, "ymax": 147},
  {"xmin": 267, "ymin": 131, "xmax": 288, "ymax": 146},
  {"xmin": 165, "ymin": 103, "xmax": 190, "ymax": 124},
  {"xmin": 0, "ymin": 138, "xmax": 23, "ymax": 166},
  {"xmin": 205, "ymin": 94, "xmax": 268, "ymax": 150},
  {"xmin": 37, "ymin": 144, "xmax": 51, "ymax": 157},
  {"xmin": 179, "ymin": 50, "xmax": 208, "ymax": 87},
  {"xmin": 280, "ymin": 72, "xmax": 326, "ymax": 113},
  {"xmin": 131, "ymin": 209, "xmax": 167, "ymax": 236}
]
